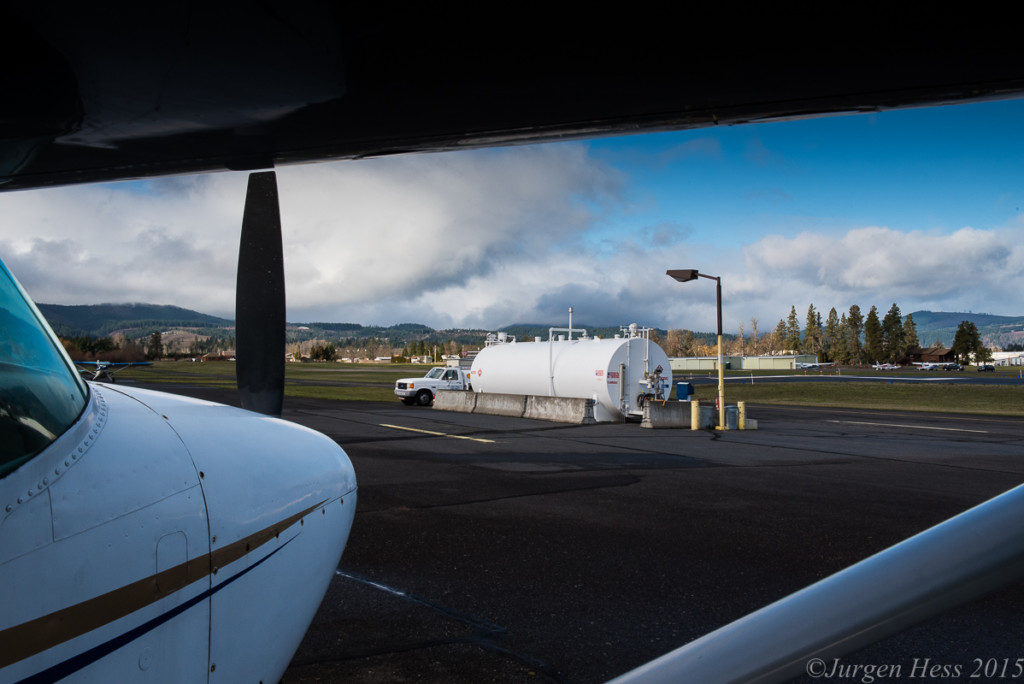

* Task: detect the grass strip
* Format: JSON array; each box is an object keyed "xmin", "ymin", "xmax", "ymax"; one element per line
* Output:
[{"xmin": 115, "ymin": 362, "xmax": 1024, "ymax": 416}]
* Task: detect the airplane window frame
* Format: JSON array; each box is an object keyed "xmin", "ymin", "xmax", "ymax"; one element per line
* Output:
[{"xmin": 0, "ymin": 260, "xmax": 89, "ymax": 477}]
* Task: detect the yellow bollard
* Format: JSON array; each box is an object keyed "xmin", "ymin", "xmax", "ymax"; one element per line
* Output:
[
  {"xmin": 738, "ymin": 401, "xmax": 746, "ymax": 430},
  {"xmin": 691, "ymin": 400, "xmax": 700, "ymax": 430}
]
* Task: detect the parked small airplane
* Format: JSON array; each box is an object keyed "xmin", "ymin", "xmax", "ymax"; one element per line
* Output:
[
  {"xmin": 796, "ymin": 362, "xmax": 834, "ymax": 370},
  {"xmin": 914, "ymin": 362, "xmax": 963, "ymax": 371},
  {"xmin": 74, "ymin": 360, "xmax": 152, "ymax": 382},
  {"xmin": 0, "ymin": 175, "xmax": 357, "ymax": 683},
  {"xmin": 872, "ymin": 362, "xmax": 902, "ymax": 370}
]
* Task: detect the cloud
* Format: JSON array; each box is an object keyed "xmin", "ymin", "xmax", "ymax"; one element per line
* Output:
[
  {"xmin": 0, "ymin": 144, "xmax": 632, "ymax": 326},
  {"xmin": 735, "ymin": 225, "xmax": 1023, "ymax": 321},
  {"xmin": 3, "ymin": 140, "xmax": 1021, "ymax": 337},
  {"xmin": 276, "ymin": 144, "xmax": 625, "ymax": 311},
  {"xmin": 0, "ymin": 177, "xmax": 244, "ymax": 312}
]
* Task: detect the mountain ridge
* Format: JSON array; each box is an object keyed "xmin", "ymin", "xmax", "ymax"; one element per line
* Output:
[{"xmin": 35, "ymin": 303, "xmax": 1024, "ymax": 350}]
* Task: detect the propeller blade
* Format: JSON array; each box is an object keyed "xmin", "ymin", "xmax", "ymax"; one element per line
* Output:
[{"xmin": 236, "ymin": 171, "xmax": 285, "ymax": 416}]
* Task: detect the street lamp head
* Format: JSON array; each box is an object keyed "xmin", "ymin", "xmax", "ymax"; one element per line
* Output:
[
  {"xmin": 666, "ymin": 267, "xmax": 725, "ymax": 428},
  {"xmin": 667, "ymin": 269, "xmax": 699, "ymax": 282}
]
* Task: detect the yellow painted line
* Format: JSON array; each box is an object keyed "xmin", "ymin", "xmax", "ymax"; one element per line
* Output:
[
  {"xmin": 379, "ymin": 424, "xmax": 496, "ymax": 443},
  {"xmin": 826, "ymin": 420, "xmax": 989, "ymax": 434}
]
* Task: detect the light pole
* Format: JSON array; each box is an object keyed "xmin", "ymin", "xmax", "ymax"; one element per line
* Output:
[{"xmin": 667, "ymin": 269, "xmax": 726, "ymax": 430}]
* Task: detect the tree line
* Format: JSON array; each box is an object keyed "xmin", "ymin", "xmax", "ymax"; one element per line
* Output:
[
  {"xmin": 660, "ymin": 303, "xmax": 992, "ymax": 365},
  {"xmin": 60, "ymin": 329, "xmax": 234, "ymax": 362}
]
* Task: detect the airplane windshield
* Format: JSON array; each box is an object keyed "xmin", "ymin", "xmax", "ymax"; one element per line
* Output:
[{"xmin": 0, "ymin": 260, "xmax": 88, "ymax": 477}]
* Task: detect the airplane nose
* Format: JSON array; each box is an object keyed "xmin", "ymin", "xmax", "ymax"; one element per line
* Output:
[{"xmin": 137, "ymin": 390, "xmax": 357, "ymax": 682}]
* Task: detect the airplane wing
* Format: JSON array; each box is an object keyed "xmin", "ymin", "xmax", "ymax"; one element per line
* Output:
[
  {"xmin": 99, "ymin": 362, "xmax": 152, "ymax": 375},
  {"xmin": 74, "ymin": 361, "xmax": 152, "ymax": 367},
  {"xmin": 2, "ymin": 8, "xmax": 1024, "ymax": 192},
  {"xmin": 74, "ymin": 361, "xmax": 152, "ymax": 381}
]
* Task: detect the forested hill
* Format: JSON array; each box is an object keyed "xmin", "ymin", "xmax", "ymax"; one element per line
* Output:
[
  {"xmin": 37, "ymin": 303, "xmax": 232, "ymax": 338},
  {"xmin": 35, "ymin": 302, "xmax": 1024, "ymax": 351},
  {"xmin": 910, "ymin": 311, "xmax": 1024, "ymax": 348}
]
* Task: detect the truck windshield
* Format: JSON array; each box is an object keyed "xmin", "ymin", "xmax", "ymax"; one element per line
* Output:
[
  {"xmin": 0, "ymin": 260, "xmax": 89, "ymax": 477},
  {"xmin": 425, "ymin": 368, "xmax": 445, "ymax": 379}
]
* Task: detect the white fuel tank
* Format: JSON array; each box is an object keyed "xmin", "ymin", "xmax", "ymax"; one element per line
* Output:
[{"xmin": 469, "ymin": 336, "xmax": 672, "ymax": 421}]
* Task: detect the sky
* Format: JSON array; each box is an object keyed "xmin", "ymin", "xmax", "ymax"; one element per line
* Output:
[{"xmin": 2, "ymin": 98, "xmax": 1023, "ymax": 335}]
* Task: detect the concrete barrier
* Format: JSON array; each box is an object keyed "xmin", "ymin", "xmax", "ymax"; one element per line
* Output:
[
  {"xmin": 433, "ymin": 389, "xmax": 477, "ymax": 413},
  {"xmin": 642, "ymin": 401, "xmax": 717, "ymax": 429},
  {"xmin": 524, "ymin": 396, "xmax": 597, "ymax": 424},
  {"xmin": 472, "ymin": 392, "xmax": 527, "ymax": 418},
  {"xmin": 641, "ymin": 400, "xmax": 691, "ymax": 428}
]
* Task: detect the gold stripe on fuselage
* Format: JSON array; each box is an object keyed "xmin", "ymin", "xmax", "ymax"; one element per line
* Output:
[{"xmin": 1, "ymin": 499, "xmax": 329, "ymax": 668}]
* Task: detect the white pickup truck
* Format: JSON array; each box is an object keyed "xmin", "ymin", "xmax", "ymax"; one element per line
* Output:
[{"xmin": 394, "ymin": 366, "xmax": 472, "ymax": 406}]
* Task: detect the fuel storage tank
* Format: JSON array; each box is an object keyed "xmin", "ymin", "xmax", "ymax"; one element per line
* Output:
[{"xmin": 469, "ymin": 332, "xmax": 672, "ymax": 421}]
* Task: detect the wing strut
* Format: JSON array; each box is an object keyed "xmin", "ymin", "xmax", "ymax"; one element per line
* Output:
[
  {"xmin": 608, "ymin": 482, "xmax": 1024, "ymax": 684},
  {"xmin": 236, "ymin": 171, "xmax": 285, "ymax": 416}
]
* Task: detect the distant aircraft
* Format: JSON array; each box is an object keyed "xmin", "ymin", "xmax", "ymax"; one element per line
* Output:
[
  {"xmin": 913, "ymin": 362, "xmax": 962, "ymax": 371},
  {"xmin": 74, "ymin": 360, "xmax": 152, "ymax": 382},
  {"xmin": 3, "ymin": 8, "xmax": 1024, "ymax": 683},
  {"xmin": 872, "ymin": 362, "xmax": 902, "ymax": 370},
  {"xmin": 796, "ymin": 362, "xmax": 834, "ymax": 370}
]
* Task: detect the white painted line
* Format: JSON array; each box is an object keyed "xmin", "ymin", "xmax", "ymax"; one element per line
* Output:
[
  {"xmin": 826, "ymin": 420, "xmax": 989, "ymax": 434},
  {"xmin": 380, "ymin": 423, "xmax": 496, "ymax": 443}
]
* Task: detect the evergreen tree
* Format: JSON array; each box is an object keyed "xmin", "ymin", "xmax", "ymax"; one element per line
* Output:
[
  {"xmin": 146, "ymin": 330, "xmax": 163, "ymax": 360},
  {"xmin": 803, "ymin": 304, "xmax": 822, "ymax": 355},
  {"xmin": 846, "ymin": 305, "xmax": 864, "ymax": 365},
  {"xmin": 681, "ymin": 330, "xmax": 696, "ymax": 356},
  {"xmin": 785, "ymin": 306, "xmax": 801, "ymax": 353},
  {"xmin": 823, "ymin": 307, "xmax": 840, "ymax": 362},
  {"xmin": 951, "ymin": 321, "xmax": 988, "ymax": 364},
  {"xmin": 835, "ymin": 312, "xmax": 850, "ymax": 364},
  {"xmin": 903, "ymin": 313, "xmax": 919, "ymax": 352},
  {"xmin": 863, "ymin": 306, "xmax": 883, "ymax": 363},
  {"xmin": 310, "ymin": 343, "xmax": 337, "ymax": 361},
  {"xmin": 881, "ymin": 303, "xmax": 905, "ymax": 363},
  {"xmin": 772, "ymin": 319, "xmax": 786, "ymax": 353}
]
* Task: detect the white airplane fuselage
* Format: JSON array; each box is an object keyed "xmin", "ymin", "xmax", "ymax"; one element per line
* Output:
[{"xmin": 1, "ymin": 382, "xmax": 356, "ymax": 682}]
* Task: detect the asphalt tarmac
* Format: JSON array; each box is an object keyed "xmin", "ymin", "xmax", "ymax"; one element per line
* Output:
[{"xmin": 140, "ymin": 385, "xmax": 1024, "ymax": 683}]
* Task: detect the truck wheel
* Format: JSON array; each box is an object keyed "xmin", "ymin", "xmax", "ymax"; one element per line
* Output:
[
  {"xmin": 416, "ymin": 389, "xmax": 433, "ymax": 406},
  {"xmin": 401, "ymin": 398, "xmax": 416, "ymax": 406}
]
